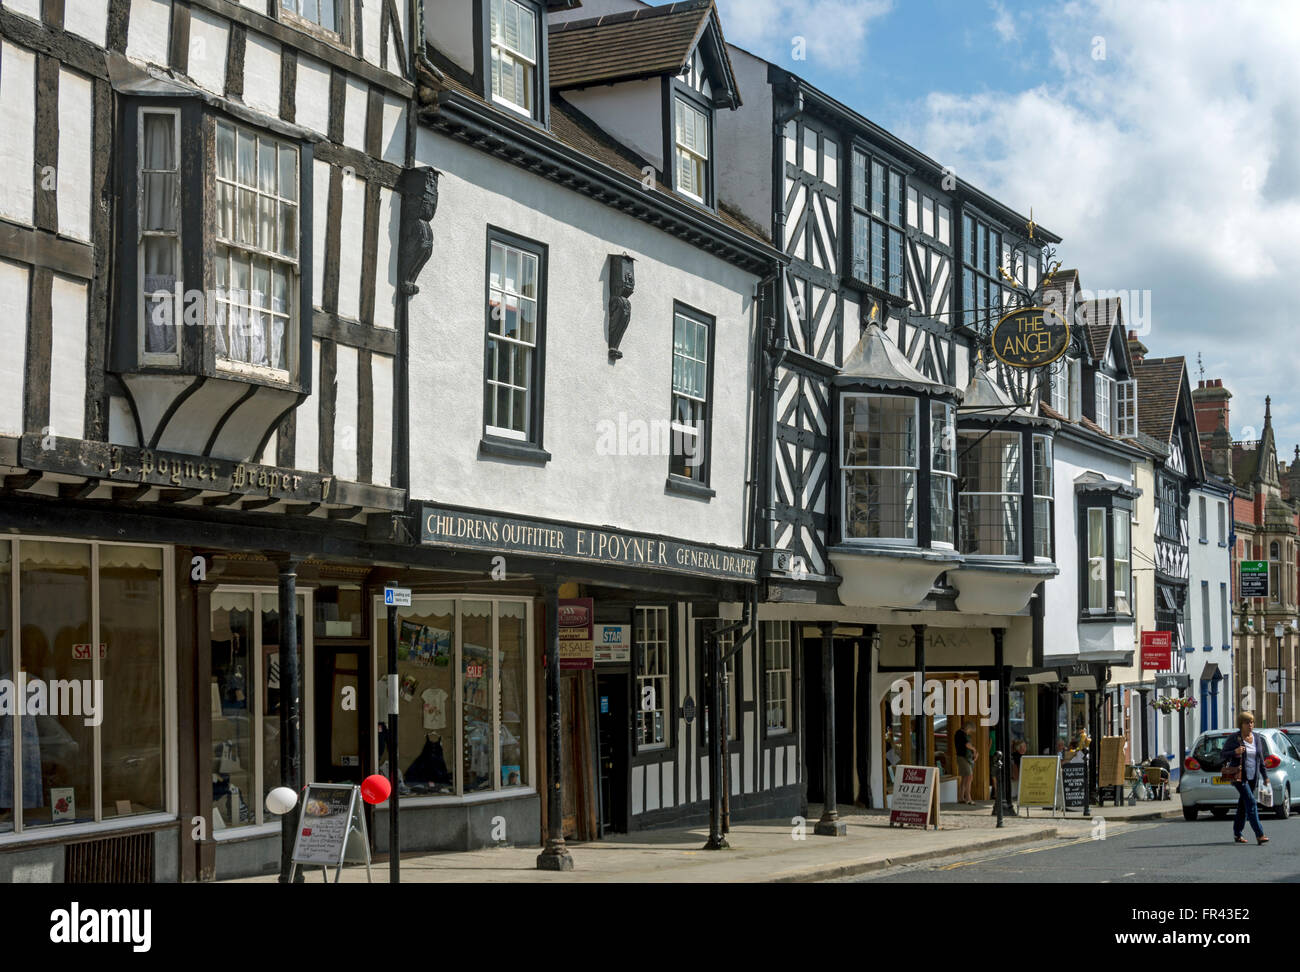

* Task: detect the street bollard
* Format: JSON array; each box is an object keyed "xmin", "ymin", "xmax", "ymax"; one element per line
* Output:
[{"xmin": 994, "ymin": 751, "xmax": 1004, "ymax": 828}]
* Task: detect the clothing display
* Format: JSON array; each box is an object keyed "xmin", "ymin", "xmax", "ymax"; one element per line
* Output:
[
  {"xmin": 421, "ymin": 688, "xmax": 448, "ymax": 730},
  {"xmin": 404, "ymin": 736, "xmax": 452, "ymax": 786}
]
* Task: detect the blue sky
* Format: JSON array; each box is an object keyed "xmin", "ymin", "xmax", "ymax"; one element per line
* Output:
[{"xmin": 715, "ymin": 0, "xmax": 1300, "ymax": 460}]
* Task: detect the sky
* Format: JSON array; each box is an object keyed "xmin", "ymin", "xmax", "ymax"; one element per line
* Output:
[{"xmin": 714, "ymin": 0, "xmax": 1300, "ymax": 459}]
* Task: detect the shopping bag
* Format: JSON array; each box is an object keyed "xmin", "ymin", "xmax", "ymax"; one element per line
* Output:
[{"xmin": 1257, "ymin": 778, "xmax": 1274, "ymax": 807}]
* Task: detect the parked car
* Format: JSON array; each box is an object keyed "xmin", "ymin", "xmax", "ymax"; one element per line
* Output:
[{"xmin": 1180, "ymin": 728, "xmax": 1300, "ymax": 820}]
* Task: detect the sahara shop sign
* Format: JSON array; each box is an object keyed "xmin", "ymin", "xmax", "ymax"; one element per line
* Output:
[
  {"xmin": 991, "ymin": 306, "xmax": 1070, "ymax": 369},
  {"xmin": 1140, "ymin": 631, "xmax": 1173, "ymax": 671},
  {"xmin": 420, "ymin": 505, "xmax": 759, "ymax": 582}
]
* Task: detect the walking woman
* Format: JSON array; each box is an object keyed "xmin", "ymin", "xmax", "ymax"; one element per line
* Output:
[{"xmin": 1223, "ymin": 711, "xmax": 1271, "ymax": 845}]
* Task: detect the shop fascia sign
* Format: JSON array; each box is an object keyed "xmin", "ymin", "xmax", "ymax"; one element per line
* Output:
[
  {"xmin": 420, "ymin": 505, "xmax": 759, "ymax": 582},
  {"xmin": 19, "ymin": 435, "xmax": 324, "ymax": 502},
  {"xmin": 991, "ymin": 306, "xmax": 1070, "ymax": 369}
]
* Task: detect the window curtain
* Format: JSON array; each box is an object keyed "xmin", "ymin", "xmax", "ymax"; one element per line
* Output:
[{"xmin": 142, "ymin": 113, "xmax": 177, "ymax": 355}]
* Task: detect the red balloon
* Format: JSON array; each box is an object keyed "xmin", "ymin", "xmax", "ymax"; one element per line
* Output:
[{"xmin": 361, "ymin": 774, "xmax": 391, "ymax": 805}]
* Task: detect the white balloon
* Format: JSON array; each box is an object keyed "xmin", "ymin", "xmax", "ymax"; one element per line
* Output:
[{"xmin": 265, "ymin": 786, "xmax": 298, "ymax": 815}]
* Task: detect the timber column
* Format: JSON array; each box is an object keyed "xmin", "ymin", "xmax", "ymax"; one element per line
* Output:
[
  {"xmin": 814, "ymin": 622, "xmax": 846, "ymax": 836},
  {"xmin": 537, "ymin": 583, "xmax": 574, "ymax": 870}
]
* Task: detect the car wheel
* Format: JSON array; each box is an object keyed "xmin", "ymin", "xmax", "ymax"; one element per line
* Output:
[
  {"xmin": 1275, "ymin": 787, "xmax": 1291, "ymax": 820},
  {"xmin": 1211, "ymin": 808, "xmax": 1230, "ymax": 820},
  {"xmin": 1183, "ymin": 806, "xmax": 1198, "ymax": 821}
]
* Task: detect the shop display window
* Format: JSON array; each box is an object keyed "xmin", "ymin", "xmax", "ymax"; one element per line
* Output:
[
  {"xmin": 375, "ymin": 596, "xmax": 531, "ymax": 797},
  {"xmin": 209, "ymin": 589, "xmax": 307, "ymax": 831},
  {"xmin": 0, "ymin": 538, "xmax": 170, "ymax": 835}
]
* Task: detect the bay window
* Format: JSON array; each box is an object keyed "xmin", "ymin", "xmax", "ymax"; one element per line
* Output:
[
  {"xmin": 118, "ymin": 100, "xmax": 311, "ymax": 391},
  {"xmin": 930, "ymin": 402, "xmax": 956, "ymax": 546},
  {"xmin": 375, "ymin": 597, "xmax": 532, "ymax": 795},
  {"xmin": 958, "ymin": 430, "xmax": 1022, "ymax": 558},
  {"xmin": 139, "ymin": 108, "xmax": 181, "ymax": 364},
  {"xmin": 1080, "ymin": 498, "xmax": 1134, "ymax": 617},
  {"xmin": 1032, "ymin": 434, "xmax": 1053, "ymax": 560},
  {"xmin": 841, "ymin": 394, "xmax": 918, "ymax": 541},
  {"xmin": 214, "ymin": 120, "xmax": 298, "ymax": 379}
]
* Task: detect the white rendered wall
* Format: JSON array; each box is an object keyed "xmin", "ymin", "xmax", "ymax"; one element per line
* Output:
[
  {"xmin": 408, "ymin": 129, "xmax": 758, "ymax": 550},
  {"xmin": 564, "ymin": 79, "xmax": 666, "ymax": 176},
  {"xmin": 714, "ymin": 44, "xmax": 773, "ymax": 235}
]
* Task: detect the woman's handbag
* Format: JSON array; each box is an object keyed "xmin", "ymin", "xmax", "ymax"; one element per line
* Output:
[{"xmin": 1222, "ymin": 763, "xmax": 1240, "ymax": 782}]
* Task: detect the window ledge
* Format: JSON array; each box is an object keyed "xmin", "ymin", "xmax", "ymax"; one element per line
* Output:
[
  {"xmin": 1218, "ymin": 542, "xmax": 1229, "ymax": 548},
  {"xmin": 1078, "ymin": 613, "xmax": 1133, "ymax": 624},
  {"xmin": 479, "ymin": 437, "xmax": 551, "ymax": 464},
  {"xmin": 1199, "ymin": 538, "xmax": 1209, "ymax": 544},
  {"xmin": 0, "ymin": 812, "xmax": 177, "ymax": 849},
  {"xmin": 665, "ymin": 474, "xmax": 714, "ymax": 500}
]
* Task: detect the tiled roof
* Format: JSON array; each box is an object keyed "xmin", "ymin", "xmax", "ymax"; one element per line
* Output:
[
  {"xmin": 1133, "ymin": 356, "xmax": 1187, "ymax": 445},
  {"xmin": 549, "ymin": 1, "xmax": 737, "ymax": 100},
  {"xmin": 1076, "ymin": 297, "xmax": 1121, "ymax": 363},
  {"xmin": 428, "ymin": 73, "xmax": 769, "ymax": 246}
]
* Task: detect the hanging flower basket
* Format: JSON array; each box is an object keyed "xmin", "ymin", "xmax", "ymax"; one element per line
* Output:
[{"xmin": 1152, "ymin": 697, "xmax": 1198, "ymax": 714}]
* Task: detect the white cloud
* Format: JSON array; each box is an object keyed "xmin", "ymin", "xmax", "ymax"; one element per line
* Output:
[
  {"xmin": 897, "ymin": 0, "xmax": 1300, "ymax": 447},
  {"xmin": 714, "ymin": 0, "xmax": 892, "ymax": 67},
  {"xmin": 990, "ymin": 1, "xmax": 1017, "ymax": 43}
]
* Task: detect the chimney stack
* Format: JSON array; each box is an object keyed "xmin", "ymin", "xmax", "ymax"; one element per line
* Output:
[
  {"xmin": 1193, "ymin": 377, "xmax": 1233, "ymax": 479},
  {"xmin": 1127, "ymin": 329, "xmax": 1147, "ymax": 364}
]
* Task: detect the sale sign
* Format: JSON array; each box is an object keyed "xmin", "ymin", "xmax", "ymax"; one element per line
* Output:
[
  {"xmin": 558, "ymin": 598, "xmax": 594, "ymax": 671},
  {"xmin": 1141, "ymin": 631, "xmax": 1173, "ymax": 671}
]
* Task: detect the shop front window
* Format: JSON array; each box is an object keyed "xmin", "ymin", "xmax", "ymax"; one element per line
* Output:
[
  {"xmin": 376, "ymin": 596, "xmax": 531, "ymax": 795},
  {"xmin": 210, "ymin": 589, "xmax": 307, "ymax": 830},
  {"xmin": 764, "ymin": 621, "xmax": 792, "ymax": 735},
  {"xmin": 1, "ymin": 539, "xmax": 170, "ymax": 835}
]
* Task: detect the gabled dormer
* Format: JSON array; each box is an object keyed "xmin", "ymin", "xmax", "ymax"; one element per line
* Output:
[
  {"xmin": 547, "ymin": 0, "xmax": 741, "ymax": 209},
  {"xmin": 1077, "ymin": 296, "xmax": 1137, "ymax": 437},
  {"xmin": 426, "ymin": 0, "xmax": 580, "ymax": 129}
]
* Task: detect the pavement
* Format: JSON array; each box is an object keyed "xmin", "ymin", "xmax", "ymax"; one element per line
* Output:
[{"xmin": 228, "ymin": 796, "xmax": 1185, "ymax": 884}]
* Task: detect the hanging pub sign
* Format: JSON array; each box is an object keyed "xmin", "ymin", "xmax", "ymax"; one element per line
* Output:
[{"xmin": 990, "ymin": 306, "xmax": 1070, "ymax": 369}]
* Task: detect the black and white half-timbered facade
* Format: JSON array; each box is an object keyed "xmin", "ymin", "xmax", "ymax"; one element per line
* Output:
[{"xmin": 708, "ymin": 45, "xmax": 1068, "ymax": 818}]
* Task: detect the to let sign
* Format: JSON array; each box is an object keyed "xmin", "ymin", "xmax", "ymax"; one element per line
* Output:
[
  {"xmin": 1141, "ymin": 631, "xmax": 1173, "ymax": 671},
  {"xmin": 991, "ymin": 306, "xmax": 1070, "ymax": 369},
  {"xmin": 1240, "ymin": 561, "xmax": 1268, "ymax": 599},
  {"xmin": 889, "ymin": 765, "xmax": 939, "ymax": 829}
]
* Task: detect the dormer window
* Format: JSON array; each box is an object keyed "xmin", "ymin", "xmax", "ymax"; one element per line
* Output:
[
  {"xmin": 673, "ymin": 95, "xmax": 711, "ymax": 204},
  {"xmin": 490, "ymin": 0, "xmax": 539, "ymax": 117}
]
